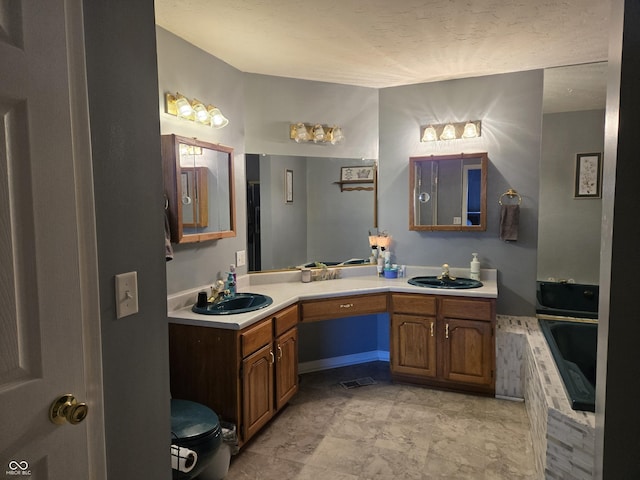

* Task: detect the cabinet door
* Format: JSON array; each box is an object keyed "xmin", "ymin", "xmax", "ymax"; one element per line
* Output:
[
  {"xmin": 441, "ymin": 318, "xmax": 493, "ymax": 386},
  {"xmin": 275, "ymin": 327, "xmax": 298, "ymax": 410},
  {"xmin": 390, "ymin": 314, "xmax": 437, "ymax": 378},
  {"xmin": 242, "ymin": 343, "xmax": 274, "ymax": 442}
]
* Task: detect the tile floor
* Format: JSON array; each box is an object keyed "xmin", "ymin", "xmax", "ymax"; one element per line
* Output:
[{"xmin": 224, "ymin": 361, "xmax": 537, "ymax": 480}]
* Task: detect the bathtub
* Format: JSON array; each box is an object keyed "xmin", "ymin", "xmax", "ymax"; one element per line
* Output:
[
  {"xmin": 536, "ymin": 281, "xmax": 598, "ymax": 412},
  {"xmin": 538, "ymin": 319, "xmax": 597, "ymax": 412},
  {"xmin": 536, "ymin": 281, "xmax": 598, "ymax": 319}
]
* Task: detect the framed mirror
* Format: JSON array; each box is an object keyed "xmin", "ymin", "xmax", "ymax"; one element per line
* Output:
[
  {"xmin": 162, "ymin": 134, "xmax": 236, "ymax": 243},
  {"xmin": 409, "ymin": 152, "xmax": 487, "ymax": 231},
  {"xmin": 245, "ymin": 154, "xmax": 377, "ymax": 271}
]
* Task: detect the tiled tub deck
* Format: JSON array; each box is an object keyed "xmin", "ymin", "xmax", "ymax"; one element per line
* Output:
[{"xmin": 496, "ymin": 316, "xmax": 595, "ymax": 480}]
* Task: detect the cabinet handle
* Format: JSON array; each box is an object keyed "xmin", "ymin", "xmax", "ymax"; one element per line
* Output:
[
  {"xmin": 445, "ymin": 323, "xmax": 449, "ymax": 339},
  {"xmin": 339, "ymin": 303, "xmax": 354, "ymax": 308},
  {"xmin": 277, "ymin": 345, "xmax": 283, "ymax": 361},
  {"xmin": 430, "ymin": 321, "xmax": 434, "ymax": 337},
  {"xmin": 269, "ymin": 350, "xmax": 275, "ymax": 364}
]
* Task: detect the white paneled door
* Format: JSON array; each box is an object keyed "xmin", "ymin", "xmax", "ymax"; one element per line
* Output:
[{"xmin": 0, "ymin": 1, "xmax": 105, "ymax": 478}]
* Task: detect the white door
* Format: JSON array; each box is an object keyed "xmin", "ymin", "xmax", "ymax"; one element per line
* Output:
[{"xmin": 0, "ymin": 1, "xmax": 105, "ymax": 478}]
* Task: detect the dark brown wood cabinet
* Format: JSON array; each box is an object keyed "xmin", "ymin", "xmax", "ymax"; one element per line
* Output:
[
  {"xmin": 300, "ymin": 293, "xmax": 388, "ymax": 322},
  {"xmin": 390, "ymin": 293, "xmax": 495, "ymax": 395},
  {"xmin": 169, "ymin": 304, "xmax": 299, "ymax": 447}
]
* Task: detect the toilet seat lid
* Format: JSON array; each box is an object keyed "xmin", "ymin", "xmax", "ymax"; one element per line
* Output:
[{"xmin": 171, "ymin": 399, "xmax": 220, "ymax": 440}]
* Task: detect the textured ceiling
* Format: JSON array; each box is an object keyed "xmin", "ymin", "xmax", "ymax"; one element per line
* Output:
[{"xmin": 155, "ymin": 0, "xmax": 611, "ymax": 111}]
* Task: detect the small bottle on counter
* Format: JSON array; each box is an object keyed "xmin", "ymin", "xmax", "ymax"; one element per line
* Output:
[
  {"xmin": 470, "ymin": 253, "xmax": 480, "ymax": 281},
  {"xmin": 301, "ymin": 268, "xmax": 311, "ymax": 283}
]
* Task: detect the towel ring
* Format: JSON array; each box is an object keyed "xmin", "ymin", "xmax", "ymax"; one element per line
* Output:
[{"xmin": 499, "ymin": 188, "xmax": 522, "ymax": 205}]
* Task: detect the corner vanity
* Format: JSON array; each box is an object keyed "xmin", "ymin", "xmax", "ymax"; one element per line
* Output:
[{"xmin": 168, "ymin": 266, "xmax": 497, "ymax": 447}]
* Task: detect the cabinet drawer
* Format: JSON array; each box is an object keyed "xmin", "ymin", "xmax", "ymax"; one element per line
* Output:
[
  {"xmin": 241, "ymin": 319, "xmax": 273, "ymax": 357},
  {"xmin": 301, "ymin": 293, "xmax": 388, "ymax": 322},
  {"xmin": 274, "ymin": 304, "xmax": 299, "ymax": 337},
  {"xmin": 391, "ymin": 294, "xmax": 437, "ymax": 316},
  {"xmin": 440, "ymin": 297, "xmax": 494, "ymax": 321}
]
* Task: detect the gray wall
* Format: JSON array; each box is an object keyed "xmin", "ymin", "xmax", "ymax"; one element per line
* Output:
[
  {"xmin": 243, "ymin": 74, "xmax": 379, "ymax": 159},
  {"xmin": 539, "ymin": 110, "xmax": 604, "ymax": 284},
  {"xmin": 379, "ymin": 71, "xmax": 543, "ymax": 315},
  {"xmin": 156, "ymin": 27, "xmax": 248, "ymax": 293},
  {"xmin": 83, "ymin": 1, "xmax": 170, "ymax": 478}
]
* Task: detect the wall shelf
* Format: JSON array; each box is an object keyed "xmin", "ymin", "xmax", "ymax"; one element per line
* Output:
[{"xmin": 333, "ymin": 181, "xmax": 374, "ymax": 192}]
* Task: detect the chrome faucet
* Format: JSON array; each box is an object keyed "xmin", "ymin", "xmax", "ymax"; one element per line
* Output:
[
  {"xmin": 208, "ymin": 280, "xmax": 230, "ymax": 303},
  {"xmin": 438, "ymin": 263, "xmax": 456, "ymax": 281}
]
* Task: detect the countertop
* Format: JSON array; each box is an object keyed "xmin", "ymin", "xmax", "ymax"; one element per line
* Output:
[{"xmin": 167, "ymin": 265, "xmax": 498, "ymax": 330}]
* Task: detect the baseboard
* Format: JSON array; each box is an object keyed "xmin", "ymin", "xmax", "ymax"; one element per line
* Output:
[{"xmin": 298, "ymin": 350, "xmax": 390, "ymax": 374}]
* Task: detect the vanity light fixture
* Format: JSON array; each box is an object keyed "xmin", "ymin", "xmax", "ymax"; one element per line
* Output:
[
  {"xmin": 165, "ymin": 93, "xmax": 229, "ymax": 129},
  {"xmin": 289, "ymin": 123, "xmax": 345, "ymax": 145},
  {"xmin": 420, "ymin": 120, "xmax": 482, "ymax": 142}
]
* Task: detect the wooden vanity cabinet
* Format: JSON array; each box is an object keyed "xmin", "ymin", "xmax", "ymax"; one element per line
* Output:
[
  {"xmin": 390, "ymin": 295, "xmax": 437, "ymax": 378},
  {"xmin": 169, "ymin": 304, "xmax": 299, "ymax": 447},
  {"xmin": 390, "ymin": 294, "xmax": 495, "ymax": 395}
]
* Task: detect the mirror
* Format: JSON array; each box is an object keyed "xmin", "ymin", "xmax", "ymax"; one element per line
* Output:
[
  {"xmin": 162, "ymin": 134, "xmax": 236, "ymax": 243},
  {"xmin": 245, "ymin": 154, "xmax": 377, "ymax": 271},
  {"xmin": 538, "ymin": 62, "xmax": 606, "ymax": 283},
  {"xmin": 409, "ymin": 152, "xmax": 487, "ymax": 231}
]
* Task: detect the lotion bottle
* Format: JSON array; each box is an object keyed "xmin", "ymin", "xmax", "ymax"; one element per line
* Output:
[{"xmin": 470, "ymin": 253, "xmax": 480, "ymax": 281}]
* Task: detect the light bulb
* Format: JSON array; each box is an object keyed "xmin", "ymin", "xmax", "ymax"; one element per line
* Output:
[
  {"xmin": 192, "ymin": 102, "xmax": 209, "ymax": 123},
  {"xmin": 421, "ymin": 125, "xmax": 437, "ymax": 142},
  {"xmin": 312, "ymin": 124, "xmax": 325, "ymax": 143},
  {"xmin": 175, "ymin": 96, "xmax": 193, "ymax": 118},
  {"xmin": 440, "ymin": 124, "xmax": 456, "ymax": 140},
  {"xmin": 330, "ymin": 126, "xmax": 344, "ymax": 144},
  {"xmin": 294, "ymin": 123, "xmax": 309, "ymax": 142},
  {"xmin": 207, "ymin": 106, "xmax": 229, "ymax": 128},
  {"xmin": 462, "ymin": 121, "xmax": 479, "ymax": 138}
]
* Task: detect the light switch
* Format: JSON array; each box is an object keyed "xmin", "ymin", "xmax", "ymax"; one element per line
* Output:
[
  {"xmin": 236, "ymin": 250, "xmax": 246, "ymax": 267},
  {"xmin": 115, "ymin": 271, "xmax": 139, "ymax": 318}
]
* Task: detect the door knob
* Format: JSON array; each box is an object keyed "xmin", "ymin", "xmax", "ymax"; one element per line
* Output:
[{"xmin": 49, "ymin": 394, "xmax": 88, "ymax": 425}]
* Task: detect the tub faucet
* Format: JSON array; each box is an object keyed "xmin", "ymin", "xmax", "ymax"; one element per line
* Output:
[{"xmin": 438, "ymin": 263, "xmax": 456, "ymax": 281}]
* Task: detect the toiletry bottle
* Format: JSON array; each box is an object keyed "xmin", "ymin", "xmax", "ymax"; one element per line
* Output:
[
  {"xmin": 470, "ymin": 253, "xmax": 480, "ymax": 281},
  {"xmin": 377, "ymin": 255, "xmax": 384, "ymax": 277},
  {"xmin": 225, "ymin": 271, "xmax": 236, "ymax": 296},
  {"xmin": 230, "ymin": 264, "xmax": 236, "ymax": 284}
]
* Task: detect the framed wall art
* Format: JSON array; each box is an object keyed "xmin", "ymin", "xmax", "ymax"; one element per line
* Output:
[
  {"xmin": 574, "ymin": 152, "xmax": 602, "ymax": 198},
  {"xmin": 285, "ymin": 169, "xmax": 293, "ymax": 203},
  {"xmin": 340, "ymin": 165, "xmax": 375, "ymax": 183}
]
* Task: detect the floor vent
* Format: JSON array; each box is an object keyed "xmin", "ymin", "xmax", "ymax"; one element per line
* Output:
[{"xmin": 340, "ymin": 377, "xmax": 377, "ymax": 389}]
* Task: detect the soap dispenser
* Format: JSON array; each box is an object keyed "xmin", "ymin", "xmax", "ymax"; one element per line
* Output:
[
  {"xmin": 470, "ymin": 253, "xmax": 481, "ymax": 281},
  {"xmin": 225, "ymin": 271, "xmax": 236, "ymax": 296}
]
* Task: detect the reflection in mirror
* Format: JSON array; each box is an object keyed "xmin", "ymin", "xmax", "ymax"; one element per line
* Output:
[
  {"xmin": 538, "ymin": 62, "xmax": 606, "ymax": 283},
  {"xmin": 246, "ymin": 154, "xmax": 377, "ymax": 272},
  {"xmin": 162, "ymin": 134, "xmax": 236, "ymax": 243},
  {"xmin": 180, "ymin": 167, "xmax": 208, "ymax": 228},
  {"xmin": 409, "ymin": 152, "xmax": 487, "ymax": 231}
]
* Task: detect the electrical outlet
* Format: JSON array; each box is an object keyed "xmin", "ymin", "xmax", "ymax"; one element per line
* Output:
[
  {"xmin": 453, "ymin": 216, "xmax": 462, "ymax": 225},
  {"xmin": 236, "ymin": 250, "xmax": 246, "ymax": 267},
  {"xmin": 115, "ymin": 271, "xmax": 139, "ymax": 318}
]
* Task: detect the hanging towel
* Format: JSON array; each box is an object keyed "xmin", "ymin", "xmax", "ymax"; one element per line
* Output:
[
  {"xmin": 164, "ymin": 211, "xmax": 174, "ymax": 261},
  {"xmin": 500, "ymin": 204, "xmax": 520, "ymax": 241}
]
